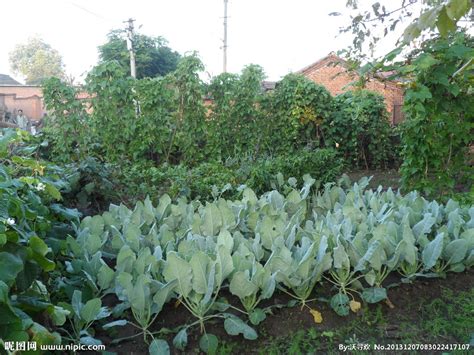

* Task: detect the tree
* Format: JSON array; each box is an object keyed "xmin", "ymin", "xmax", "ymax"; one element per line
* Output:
[
  {"xmin": 336, "ymin": 0, "xmax": 472, "ymax": 62},
  {"xmin": 98, "ymin": 30, "xmax": 181, "ymax": 78},
  {"xmin": 9, "ymin": 37, "xmax": 65, "ymax": 85}
]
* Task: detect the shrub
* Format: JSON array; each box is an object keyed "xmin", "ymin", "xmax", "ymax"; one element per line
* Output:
[
  {"xmin": 246, "ymin": 148, "xmax": 344, "ymax": 193},
  {"xmin": 114, "ymin": 149, "xmax": 344, "ymax": 204},
  {"xmin": 264, "ymin": 74, "xmax": 334, "ymax": 153},
  {"xmin": 0, "ymin": 128, "xmax": 80, "ymax": 346},
  {"xmin": 323, "ymin": 90, "xmax": 395, "ymax": 169}
]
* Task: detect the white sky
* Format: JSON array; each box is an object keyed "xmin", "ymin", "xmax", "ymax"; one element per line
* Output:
[{"xmin": 1, "ymin": 0, "xmax": 410, "ymax": 83}]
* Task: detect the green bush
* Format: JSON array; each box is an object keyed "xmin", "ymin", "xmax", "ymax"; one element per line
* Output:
[
  {"xmin": 61, "ymin": 157, "xmax": 118, "ymax": 215},
  {"xmin": 0, "ymin": 128, "xmax": 80, "ymax": 346},
  {"xmin": 115, "ymin": 148, "xmax": 344, "ymax": 204},
  {"xmin": 246, "ymin": 148, "xmax": 344, "ymax": 193},
  {"xmin": 323, "ymin": 90, "xmax": 396, "ymax": 169},
  {"xmin": 265, "ymin": 73, "xmax": 334, "ymax": 153}
]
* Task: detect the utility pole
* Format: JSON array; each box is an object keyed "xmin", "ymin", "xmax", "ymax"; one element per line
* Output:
[
  {"xmin": 124, "ymin": 18, "xmax": 137, "ymax": 78},
  {"xmin": 223, "ymin": 0, "xmax": 229, "ymax": 73}
]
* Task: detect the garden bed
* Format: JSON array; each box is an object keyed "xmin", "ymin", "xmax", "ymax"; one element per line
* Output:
[{"xmin": 99, "ymin": 270, "xmax": 473, "ymax": 354}]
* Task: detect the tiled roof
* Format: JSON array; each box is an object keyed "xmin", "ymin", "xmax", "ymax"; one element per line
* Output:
[
  {"xmin": 297, "ymin": 53, "xmax": 346, "ymax": 75},
  {"xmin": 261, "ymin": 81, "xmax": 277, "ymax": 91},
  {"xmin": 0, "ymin": 74, "xmax": 22, "ymax": 86}
]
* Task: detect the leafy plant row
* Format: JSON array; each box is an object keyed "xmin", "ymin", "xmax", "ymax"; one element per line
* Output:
[
  {"xmin": 42, "ymin": 58, "xmax": 396, "ymax": 171},
  {"xmin": 0, "ymin": 129, "xmax": 81, "ymax": 349},
  {"xmin": 66, "ymin": 176, "xmax": 473, "ymax": 353}
]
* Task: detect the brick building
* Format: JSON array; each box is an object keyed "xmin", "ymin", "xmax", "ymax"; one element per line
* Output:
[
  {"xmin": 298, "ymin": 53, "xmax": 405, "ymax": 124},
  {"xmin": 0, "ymin": 74, "xmax": 44, "ymax": 121}
]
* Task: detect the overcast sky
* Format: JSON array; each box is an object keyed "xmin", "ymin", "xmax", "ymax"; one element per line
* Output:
[{"xmin": 1, "ymin": 0, "xmax": 410, "ymax": 83}]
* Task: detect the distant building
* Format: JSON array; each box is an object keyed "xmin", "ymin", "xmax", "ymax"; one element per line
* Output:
[
  {"xmin": 0, "ymin": 75, "xmax": 44, "ymax": 121},
  {"xmin": 298, "ymin": 53, "xmax": 405, "ymax": 124}
]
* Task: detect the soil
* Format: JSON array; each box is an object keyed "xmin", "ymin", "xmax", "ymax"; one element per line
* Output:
[{"xmin": 90, "ymin": 270, "xmax": 474, "ymax": 355}]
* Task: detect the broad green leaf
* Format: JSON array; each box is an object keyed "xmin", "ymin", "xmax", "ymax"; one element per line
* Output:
[
  {"xmin": 422, "ymin": 233, "xmax": 445, "ymax": 270},
  {"xmin": 163, "ymin": 252, "xmax": 192, "ymax": 297},
  {"xmin": 217, "ymin": 230, "xmax": 234, "ymax": 251},
  {"xmin": 364, "ymin": 269, "xmax": 376, "ymax": 286},
  {"xmin": 224, "ymin": 315, "xmax": 258, "ymax": 340},
  {"xmin": 45, "ymin": 183, "xmax": 62, "ymax": 201},
  {"xmin": 71, "ymin": 290, "xmax": 83, "ymax": 317},
  {"xmin": 152, "ymin": 281, "xmax": 177, "ymax": 312},
  {"xmin": 116, "ymin": 245, "xmax": 136, "ymax": 273},
  {"xmin": 102, "ymin": 319, "xmax": 128, "ymax": 329},
  {"xmin": 437, "ymin": 7, "xmax": 457, "ymax": 37},
  {"xmin": 249, "ymin": 308, "xmax": 266, "ymax": 325},
  {"xmin": 333, "ymin": 242, "xmax": 350, "ymax": 270},
  {"xmin": 97, "ymin": 264, "xmax": 115, "ymax": 290},
  {"xmin": 412, "ymin": 214, "xmax": 436, "ymax": 240},
  {"xmin": 49, "ymin": 306, "xmax": 70, "ymax": 326},
  {"xmin": 124, "ymin": 224, "xmax": 141, "ymax": 251},
  {"xmin": 199, "ymin": 334, "xmax": 218, "ymax": 354},
  {"xmin": 202, "ymin": 203, "xmax": 222, "ymax": 236},
  {"xmin": 173, "ymin": 328, "xmax": 188, "ymax": 351},
  {"xmin": 190, "ymin": 251, "xmax": 211, "ymax": 294},
  {"xmin": 80, "ymin": 298, "xmax": 102, "ymax": 323},
  {"xmin": 446, "ymin": 0, "xmax": 470, "ymax": 21},
  {"xmin": 149, "ymin": 339, "xmax": 170, "ymax": 355},
  {"xmin": 402, "ymin": 223, "xmax": 418, "ymax": 266},
  {"xmin": 355, "ymin": 240, "xmax": 383, "ymax": 272},
  {"xmin": 229, "ymin": 271, "xmax": 258, "ymax": 300},
  {"xmin": 362, "ymin": 287, "xmax": 387, "ymax": 303},
  {"xmin": 444, "ymin": 239, "xmax": 467, "ymax": 264},
  {"xmin": 215, "ymin": 245, "xmax": 234, "ymax": 284},
  {"xmin": 0, "ymin": 252, "xmax": 23, "ymax": 284},
  {"xmin": 330, "ymin": 293, "xmax": 350, "ymax": 316},
  {"xmin": 129, "ymin": 275, "xmax": 148, "ymax": 317},
  {"xmin": 29, "ymin": 236, "xmax": 49, "ymax": 256}
]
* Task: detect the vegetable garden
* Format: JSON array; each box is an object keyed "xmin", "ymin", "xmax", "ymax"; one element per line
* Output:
[{"xmin": 0, "ymin": 31, "xmax": 473, "ymax": 354}]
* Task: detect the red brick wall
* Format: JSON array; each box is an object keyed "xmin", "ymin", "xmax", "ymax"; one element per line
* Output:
[
  {"xmin": 0, "ymin": 86, "xmax": 92, "ymax": 121},
  {"xmin": 301, "ymin": 55, "xmax": 404, "ymax": 123},
  {"xmin": 0, "ymin": 86, "xmax": 44, "ymax": 120}
]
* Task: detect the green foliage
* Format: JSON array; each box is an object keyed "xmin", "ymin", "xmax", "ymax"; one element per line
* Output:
[
  {"xmin": 207, "ymin": 65, "xmax": 266, "ymax": 159},
  {"xmin": 0, "ymin": 129, "xmax": 80, "ymax": 346},
  {"xmin": 61, "ymin": 157, "xmax": 118, "ymax": 215},
  {"xmin": 245, "ymin": 149, "xmax": 344, "ymax": 194},
  {"xmin": 324, "ymin": 90, "xmax": 396, "ymax": 169},
  {"xmin": 167, "ymin": 54, "xmax": 207, "ymax": 164},
  {"xmin": 42, "ymin": 54, "xmax": 395, "ymax": 174},
  {"xmin": 86, "ymin": 61, "xmax": 137, "ymax": 161},
  {"xmin": 98, "ymin": 29, "xmax": 181, "ymax": 78},
  {"xmin": 42, "ymin": 77, "xmax": 91, "ymax": 162},
  {"xmin": 399, "ymin": 33, "xmax": 474, "ymax": 196},
  {"xmin": 66, "ymin": 175, "xmax": 473, "ymax": 352},
  {"xmin": 9, "ymin": 36, "xmax": 65, "ymax": 84},
  {"xmin": 339, "ymin": 0, "xmax": 472, "ymax": 62},
  {"xmin": 116, "ymin": 148, "xmax": 343, "ymax": 204},
  {"xmin": 132, "ymin": 76, "xmax": 175, "ymax": 162},
  {"xmin": 266, "ymin": 74, "xmax": 333, "ymax": 153},
  {"xmin": 45, "ymin": 54, "xmax": 206, "ymax": 165}
]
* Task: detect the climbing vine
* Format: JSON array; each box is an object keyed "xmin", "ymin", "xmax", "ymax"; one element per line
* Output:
[
  {"xmin": 323, "ymin": 90, "xmax": 394, "ymax": 169},
  {"xmin": 266, "ymin": 74, "xmax": 333, "ymax": 154},
  {"xmin": 399, "ymin": 32, "xmax": 473, "ymax": 196}
]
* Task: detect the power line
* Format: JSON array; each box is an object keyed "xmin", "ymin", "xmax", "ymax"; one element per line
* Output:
[{"xmin": 66, "ymin": 1, "xmax": 116, "ymax": 24}]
